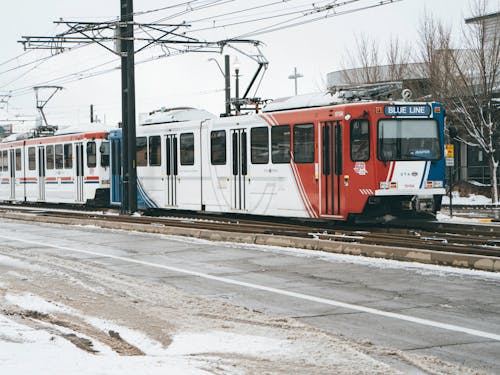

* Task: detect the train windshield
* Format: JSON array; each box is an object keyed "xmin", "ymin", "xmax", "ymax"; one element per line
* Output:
[{"xmin": 377, "ymin": 119, "xmax": 441, "ymax": 161}]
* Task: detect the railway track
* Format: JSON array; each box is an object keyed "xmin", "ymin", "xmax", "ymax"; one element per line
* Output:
[{"xmin": 0, "ymin": 203, "xmax": 498, "ymax": 259}]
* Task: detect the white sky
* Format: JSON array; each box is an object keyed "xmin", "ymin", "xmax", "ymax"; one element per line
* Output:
[{"xmin": 0, "ymin": 0, "xmax": 497, "ymax": 126}]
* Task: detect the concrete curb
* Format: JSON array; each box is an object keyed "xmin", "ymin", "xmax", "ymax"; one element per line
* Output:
[{"xmin": 1, "ymin": 212, "xmax": 499, "ymax": 272}]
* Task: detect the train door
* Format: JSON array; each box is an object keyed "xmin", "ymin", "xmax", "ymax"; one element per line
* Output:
[
  {"xmin": 37, "ymin": 146, "xmax": 46, "ymax": 201},
  {"xmin": 231, "ymin": 128, "xmax": 247, "ymax": 211},
  {"xmin": 75, "ymin": 143, "xmax": 85, "ymax": 202},
  {"xmin": 319, "ymin": 121, "xmax": 342, "ymax": 217},
  {"xmin": 165, "ymin": 135, "xmax": 178, "ymax": 206},
  {"xmin": 9, "ymin": 149, "xmax": 15, "ymax": 200}
]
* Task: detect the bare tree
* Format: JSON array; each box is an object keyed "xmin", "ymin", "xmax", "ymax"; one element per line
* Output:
[
  {"xmin": 419, "ymin": 1, "xmax": 499, "ymax": 204},
  {"xmin": 341, "ymin": 34, "xmax": 411, "ymax": 85}
]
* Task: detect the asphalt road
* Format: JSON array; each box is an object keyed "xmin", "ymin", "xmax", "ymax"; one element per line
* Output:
[{"xmin": 1, "ymin": 219, "xmax": 499, "ymax": 373}]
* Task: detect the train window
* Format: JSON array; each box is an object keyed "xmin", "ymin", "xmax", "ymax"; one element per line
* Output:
[
  {"xmin": 378, "ymin": 119, "xmax": 441, "ymax": 161},
  {"xmin": 2, "ymin": 150, "xmax": 8, "ymax": 171},
  {"xmin": 211, "ymin": 130, "xmax": 226, "ymax": 165},
  {"xmin": 28, "ymin": 147, "xmax": 36, "ymax": 170},
  {"xmin": 2, "ymin": 150, "xmax": 7, "ymax": 171},
  {"xmin": 0, "ymin": 151, "xmax": 2, "ymax": 172},
  {"xmin": 271, "ymin": 125, "xmax": 290, "ymax": 163},
  {"xmin": 350, "ymin": 120, "xmax": 370, "ymax": 162},
  {"xmin": 64, "ymin": 144, "xmax": 73, "ymax": 169},
  {"xmin": 15, "ymin": 149, "xmax": 22, "ymax": 171},
  {"xmin": 100, "ymin": 141, "xmax": 110, "ymax": 167},
  {"xmin": 293, "ymin": 124, "xmax": 314, "ymax": 163},
  {"xmin": 46, "ymin": 145, "xmax": 54, "ymax": 169},
  {"xmin": 55, "ymin": 144, "xmax": 63, "ymax": 169},
  {"xmin": 180, "ymin": 133, "xmax": 194, "ymax": 166},
  {"xmin": 148, "ymin": 136, "xmax": 161, "ymax": 166},
  {"xmin": 251, "ymin": 127, "xmax": 269, "ymax": 164},
  {"xmin": 136, "ymin": 137, "xmax": 147, "ymax": 167},
  {"xmin": 87, "ymin": 142, "xmax": 96, "ymax": 168}
]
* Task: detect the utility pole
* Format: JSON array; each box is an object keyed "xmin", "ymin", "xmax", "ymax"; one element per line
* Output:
[
  {"xmin": 224, "ymin": 55, "xmax": 231, "ymax": 116},
  {"xmin": 120, "ymin": 0, "xmax": 137, "ymax": 214},
  {"xmin": 90, "ymin": 104, "xmax": 94, "ymax": 123},
  {"xmin": 288, "ymin": 67, "xmax": 303, "ymax": 96}
]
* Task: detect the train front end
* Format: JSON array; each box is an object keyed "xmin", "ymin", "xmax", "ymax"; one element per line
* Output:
[{"xmin": 356, "ymin": 102, "xmax": 446, "ymax": 220}]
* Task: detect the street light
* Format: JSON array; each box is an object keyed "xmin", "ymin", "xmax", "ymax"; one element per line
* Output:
[{"xmin": 234, "ymin": 57, "xmax": 241, "ymax": 115}]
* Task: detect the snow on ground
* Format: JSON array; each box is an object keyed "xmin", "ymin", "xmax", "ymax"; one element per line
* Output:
[
  {"xmin": 442, "ymin": 192, "xmax": 493, "ymax": 205},
  {"xmin": 0, "ymin": 314, "xmax": 209, "ymax": 375},
  {"xmin": 1, "ymin": 293, "xmax": 296, "ymax": 375}
]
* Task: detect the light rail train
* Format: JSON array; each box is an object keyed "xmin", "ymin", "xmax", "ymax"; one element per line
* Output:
[
  {"xmin": 0, "ymin": 97, "xmax": 446, "ymax": 222},
  {"xmin": 111, "ymin": 98, "xmax": 446, "ymax": 221}
]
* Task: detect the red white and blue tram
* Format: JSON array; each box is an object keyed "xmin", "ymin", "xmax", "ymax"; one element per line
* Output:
[{"xmin": 110, "ymin": 98, "xmax": 446, "ymax": 221}]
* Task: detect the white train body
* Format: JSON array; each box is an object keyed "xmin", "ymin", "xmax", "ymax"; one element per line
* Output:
[{"xmin": 0, "ymin": 128, "xmax": 111, "ymax": 205}]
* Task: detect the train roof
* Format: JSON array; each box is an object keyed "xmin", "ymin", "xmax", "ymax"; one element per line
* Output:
[
  {"xmin": 141, "ymin": 107, "xmax": 217, "ymax": 125},
  {"xmin": 55, "ymin": 122, "xmax": 117, "ymax": 135}
]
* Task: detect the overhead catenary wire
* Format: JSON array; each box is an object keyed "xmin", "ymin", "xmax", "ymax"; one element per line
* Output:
[{"xmin": 3, "ymin": 0, "xmax": 400, "ymax": 101}]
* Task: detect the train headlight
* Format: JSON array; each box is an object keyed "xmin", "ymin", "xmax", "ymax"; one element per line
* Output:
[
  {"xmin": 390, "ymin": 181, "xmax": 398, "ymax": 189},
  {"xmin": 379, "ymin": 181, "xmax": 390, "ymax": 189},
  {"xmin": 433, "ymin": 180, "xmax": 443, "ymax": 188}
]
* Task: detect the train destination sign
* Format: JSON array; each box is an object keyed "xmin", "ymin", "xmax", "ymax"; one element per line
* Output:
[{"xmin": 384, "ymin": 104, "xmax": 431, "ymax": 117}]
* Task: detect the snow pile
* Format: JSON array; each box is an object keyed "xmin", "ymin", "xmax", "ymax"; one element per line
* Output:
[{"xmin": 442, "ymin": 192, "xmax": 492, "ymax": 205}]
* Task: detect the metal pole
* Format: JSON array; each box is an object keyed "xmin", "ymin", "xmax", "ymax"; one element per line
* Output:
[
  {"xmin": 294, "ymin": 67, "xmax": 298, "ymax": 95},
  {"xmin": 126, "ymin": 0, "xmax": 137, "ymax": 213},
  {"xmin": 90, "ymin": 104, "xmax": 94, "ymax": 123},
  {"xmin": 224, "ymin": 55, "xmax": 231, "ymax": 116},
  {"xmin": 235, "ymin": 67, "xmax": 240, "ymax": 115},
  {"xmin": 120, "ymin": 0, "xmax": 130, "ymax": 214}
]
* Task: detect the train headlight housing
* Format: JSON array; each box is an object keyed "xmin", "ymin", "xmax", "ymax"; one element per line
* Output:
[
  {"xmin": 425, "ymin": 180, "xmax": 443, "ymax": 188},
  {"xmin": 379, "ymin": 181, "xmax": 390, "ymax": 189}
]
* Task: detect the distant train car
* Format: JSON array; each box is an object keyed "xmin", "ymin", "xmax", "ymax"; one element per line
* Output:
[
  {"xmin": 110, "ymin": 98, "xmax": 446, "ymax": 221},
  {"xmin": 0, "ymin": 125, "xmax": 112, "ymax": 205}
]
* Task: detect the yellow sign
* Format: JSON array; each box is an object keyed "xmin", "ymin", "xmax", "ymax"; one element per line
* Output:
[{"xmin": 445, "ymin": 144, "xmax": 454, "ymax": 158}]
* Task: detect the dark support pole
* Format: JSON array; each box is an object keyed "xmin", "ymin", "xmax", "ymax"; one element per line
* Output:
[
  {"xmin": 126, "ymin": 0, "xmax": 137, "ymax": 213},
  {"xmin": 90, "ymin": 104, "xmax": 94, "ymax": 123},
  {"xmin": 120, "ymin": 0, "xmax": 130, "ymax": 214},
  {"xmin": 224, "ymin": 55, "xmax": 231, "ymax": 116},
  {"xmin": 120, "ymin": 0, "xmax": 137, "ymax": 214}
]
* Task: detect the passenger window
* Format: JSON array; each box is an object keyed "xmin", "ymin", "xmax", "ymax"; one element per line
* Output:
[
  {"xmin": 211, "ymin": 130, "xmax": 226, "ymax": 165},
  {"xmin": 86, "ymin": 142, "xmax": 96, "ymax": 168},
  {"xmin": 100, "ymin": 141, "xmax": 110, "ymax": 167},
  {"xmin": 293, "ymin": 124, "xmax": 314, "ymax": 163},
  {"xmin": 251, "ymin": 127, "xmax": 269, "ymax": 164},
  {"xmin": 271, "ymin": 125, "xmax": 290, "ymax": 164},
  {"xmin": 3, "ymin": 150, "xmax": 8, "ymax": 171},
  {"xmin": 136, "ymin": 137, "xmax": 147, "ymax": 167},
  {"xmin": 15, "ymin": 149, "xmax": 22, "ymax": 171},
  {"xmin": 28, "ymin": 147, "xmax": 36, "ymax": 170},
  {"xmin": 64, "ymin": 144, "xmax": 73, "ymax": 169},
  {"xmin": 46, "ymin": 145, "xmax": 54, "ymax": 169},
  {"xmin": 351, "ymin": 120, "xmax": 370, "ymax": 162},
  {"xmin": 180, "ymin": 133, "xmax": 194, "ymax": 166},
  {"xmin": 55, "ymin": 145, "xmax": 64, "ymax": 169},
  {"xmin": 148, "ymin": 136, "xmax": 161, "ymax": 166}
]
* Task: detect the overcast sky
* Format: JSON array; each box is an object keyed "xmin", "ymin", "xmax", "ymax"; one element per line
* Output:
[{"xmin": 0, "ymin": 0, "xmax": 497, "ymax": 126}]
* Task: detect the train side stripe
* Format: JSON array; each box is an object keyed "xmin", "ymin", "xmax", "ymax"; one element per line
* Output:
[
  {"xmin": 290, "ymin": 159, "xmax": 316, "ymax": 218},
  {"xmin": 387, "ymin": 162, "xmax": 395, "ymax": 182},
  {"xmin": 419, "ymin": 161, "xmax": 430, "ymax": 188}
]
